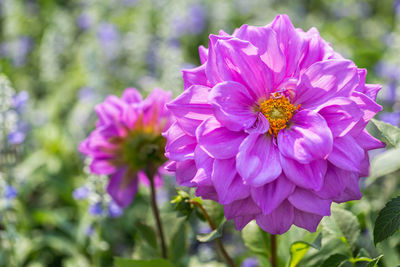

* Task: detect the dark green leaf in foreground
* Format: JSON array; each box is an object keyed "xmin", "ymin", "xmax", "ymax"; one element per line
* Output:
[
  {"xmin": 374, "ymin": 196, "xmax": 400, "ymax": 245},
  {"xmin": 321, "ymin": 254, "xmax": 349, "ymax": 267},
  {"xmin": 196, "ymin": 217, "xmax": 226, "ymax": 242},
  {"xmin": 371, "ymin": 119, "xmax": 400, "ymax": 147},
  {"xmin": 114, "ymin": 257, "xmax": 173, "ymax": 267}
]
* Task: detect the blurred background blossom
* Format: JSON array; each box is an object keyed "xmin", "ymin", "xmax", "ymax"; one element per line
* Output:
[{"xmin": 0, "ymin": 0, "xmax": 399, "ymax": 266}]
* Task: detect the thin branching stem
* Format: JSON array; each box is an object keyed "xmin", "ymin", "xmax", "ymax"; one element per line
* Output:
[
  {"xmin": 189, "ymin": 200, "xmax": 236, "ymax": 267},
  {"xmin": 270, "ymin": 235, "xmax": 278, "ymax": 267},
  {"xmin": 149, "ymin": 173, "xmax": 167, "ymax": 258}
]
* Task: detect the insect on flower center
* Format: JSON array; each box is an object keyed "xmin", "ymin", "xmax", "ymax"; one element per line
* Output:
[{"xmin": 260, "ymin": 92, "xmax": 300, "ymax": 136}]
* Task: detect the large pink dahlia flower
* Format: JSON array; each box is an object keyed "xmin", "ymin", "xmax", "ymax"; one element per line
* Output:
[
  {"xmin": 79, "ymin": 88, "xmax": 172, "ymax": 208},
  {"xmin": 164, "ymin": 14, "xmax": 385, "ymax": 234}
]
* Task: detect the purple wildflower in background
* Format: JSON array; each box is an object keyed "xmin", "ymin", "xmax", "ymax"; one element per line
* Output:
[
  {"xmin": 77, "ymin": 13, "xmax": 92, "ymax": 30},
  {"xmin": 395, "ymin": 0, "xmax": 400, "ymax": 16},
  {"xmin": 1, "ymin": 36, "xmax": 33, "ymax": 67},
  {"xmin": 188, "ymin": 4, "xmax": 206, "ymax": 35},
  {"xmin": 89, "ymin": 202, "xmax": 103, "ymax": 216},
  {"xmin": 8, "ymin": 131, "xmax": 25, "ymax": 145},
  {"xmin": 242, "ymin": 257, "xmax": 259, "ymax": 267},
  {"xmin": 79, "ymin": 88, "xmax": 172, "ymax": 208},
  {"xmin": 97, "ymin": 23, "xmax": 120, "ymax": 59},
  {"xmin": 86, "ymin": 226, "xmax": 94, "ymax": 236},
  {"xmin": 8, "ymin": 91, "xmax": 29, "ymax": 145},
  {"xmin": 164, "ymin": 14, "xmax": 384, "ymax": 234},
  {"xmin": 108, "ymin": 201, "xmax": 123, "ymax": 218},
  {"xmin": 4, "ymin": 186, "xmax": 17, "ymax": 200},
  {"xmin": 171, "ymin": 3, "xmax": 206, "ymax": 39},
  {"xmin": 380, "ymin": 112, "xmax": 400, "ymax": 127},
  {"xmin": 122, "ymin": 0, "xmax": 139, "ymax": 6},
  {"xmin": 73, "ymin": 186, "xmax": 90, "ymax": 200},
  {"xmin": 12, "ymin": 91, "xmax": 29, "ymax": 112}
]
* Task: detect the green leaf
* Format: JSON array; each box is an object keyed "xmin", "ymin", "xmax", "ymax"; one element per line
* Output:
[
  {"xmin": 323, "ymin": 207, "xmax": 360, "ymax": 249},
  {"xmin": 136, "ymin": 222, "xmax": 158, "ymax": 250},
  {"xmin": 369, "ymin": 147, "xmax": 400, "ymax": 180},
  {"xmin": 321, "ymin": 254, "xmax": 348, "ymax": 267},
  {"xmin": 356, "ymin": 248, "xmax": 370, "ymax": 258},
  {"xmin": 366, "ymin": 255, "xmax": 383, "ymax": 267},
  {"xmin": 371, "ymin": 119, "xmax": 400, "ymax": 147},
  {"xmin": 168, "ymin": 221, "xmax": 187, "ymax": 263},
  {"xmin": 114, "ymin": 257, "xmax": 173, "ymax": 267},
  {"xmin": 289, "ymin": 234, "xmax": 322, "ymax": 267},
  {"xmin": 289, "ymin": 242, "xmax": 312, "ymax": 267},
  {"xmin": 374, "ymin": 196, "xmax": 400, "ymax": 245},
  {"xmin": 197, "ymin": 217, "xmax": 226, "ymax": 242},
  {"xmin": 241, "ymin": 221, "xmax": 270, "ymax": 257}
]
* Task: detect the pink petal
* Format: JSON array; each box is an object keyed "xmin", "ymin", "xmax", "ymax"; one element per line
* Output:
[
  {"xmin": 328, "ymin": 135, "xmax": 364, "ymax": 172},
  {"xmin": 280, "ymin": 155, "xmax": 326, "ymax": 191},
  {"xmin": 278, "ymin": 110, "xmax": 333, "ymax": 164},
  {"xmin": 199, "ymin": 45, "xmax": 208, "ymax": 64},
  {"xmin": 314, "ymin": 164, "xmax": 347, "ymax": 199},
  {"xmin": 251, "ymin": 174, "xmax": 295, "ymax": 214},
  {"xmin": 212, "ymin": 159, "xmax": 250, "ymax": 204},
  {"xmin": 294, "ymin": 60, "xmax": 358, "ymax": 109},
  {"xmin": 349, "ymin": 91, "xmax": 382, "ymax": 134},
  {"xmin": 333, "ymin": 172, "xmax": 362, "ymax": 203},
  {"xmin": 195, "ymin": 185, "xmax": 219, "ymax": 201},
  {"xmin": 298, "ymin": 27, "xmax": 326, "ymax": 73},
  {"xmin": 192, "ymin": 146, "xmax": 213, "ymax": 186},
  {"xmin": 90, "ymin": 159, "xmax": 116, "ymax": 175},
  {"xmin": 209, "ymin": 81, "xmax": 257, "ymax": 131},
  {"xmin": 138, "ymin": 171, "xmax": 163, "ymax": 188},
  {"xmin": 207, "ymin": 35, "xmax": 273, "ymax": 98},
  {"xmin": 237, "ymin": 133, "xmax": 281, "ymax": 186},
  {"xmin": 224, "ymin": 197, "xmax": 261, "ymax": 219},
  {"xmin": 175, "ymin": 160, "xmax": 197, "ymax": 187},
  {"xmin": 355, "ymin": 130, "xmax": 385, "ymax": 150},
  {"xmin": 233, "ymin": 215, "xmax": 255, "ymax": 230},
  {"xmin": 245, "ymin": 113, "xmax": 270, "ymax": 134},
  {"xmin": 166, "ymin": 85, "xmax": 213, "ymax": 136},
  {"xmin": 269, "ymin": 14, "xmax": 306, "ymax": 79},
  {"xmin": 182, "ymin": 64, "xmax": 209, "ymax": 90},
  {"xmin": 121, "ymin": 88, "xmax": 142, "ymax": 103},
  {"xmin": 256, "ymin": 200, "xmax": 294, "ymax": 235},
  {"xmin": 288, "ymin": 188, "xmax": 332, "ymax": 216},
  {"xmin": 107, "ymin": 169, "xmax": 139, "ymax": 208},
  {"xmin": 293, "ymin": 209, "xmax": 323, "ymax": 232},
  {"xmin": 363, "ymin": 84, "xmax": 381, "ymax": 101},
  {"xmin": 317, "ymin": 97, "xmax": 363, "ymax": 138},
  {"xmin": 196, "ymin": 117, "xmax": 246, "ymax": 159},
  {"xmin": 234, "ymin": 24, "xmax": 285, "ymax": 85},
  {"xmin": 95, "ymin": 95, "xmax": 125, "ymax": 126},
  {"xmin": 163, "ymin": 122, "xmax": 196, "ymax": 161}
]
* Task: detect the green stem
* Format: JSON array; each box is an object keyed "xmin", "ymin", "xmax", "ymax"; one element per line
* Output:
[
  {"xmin": 189, "ymin": 200, "xmax": 236, "ymax": 267},
  {"xmin": 149, "ymin": 174, "xmax": 167, "ymax": 258},
  {"xmin": 270, "ymin": 235, "xmax": 278, "ymax": 267}
]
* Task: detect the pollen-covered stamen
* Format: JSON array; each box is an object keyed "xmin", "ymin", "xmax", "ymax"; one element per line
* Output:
[{"xmin": 260, "ymin": 92, "xmax": 300, "ymax": 136}]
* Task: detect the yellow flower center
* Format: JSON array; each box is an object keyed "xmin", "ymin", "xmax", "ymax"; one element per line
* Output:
[{"xmin": 260, "ymin": 92, "xmax": 300, "ymax": 136}]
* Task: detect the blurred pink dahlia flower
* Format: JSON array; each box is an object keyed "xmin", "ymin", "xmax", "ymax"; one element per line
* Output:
[
  {"xmin": 80, "ymin": 88, "xmax": 172, "ymax": 208},
  {"xmin": 164, "ymin": 14, "xmax": 384, "ymax": 234}
]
